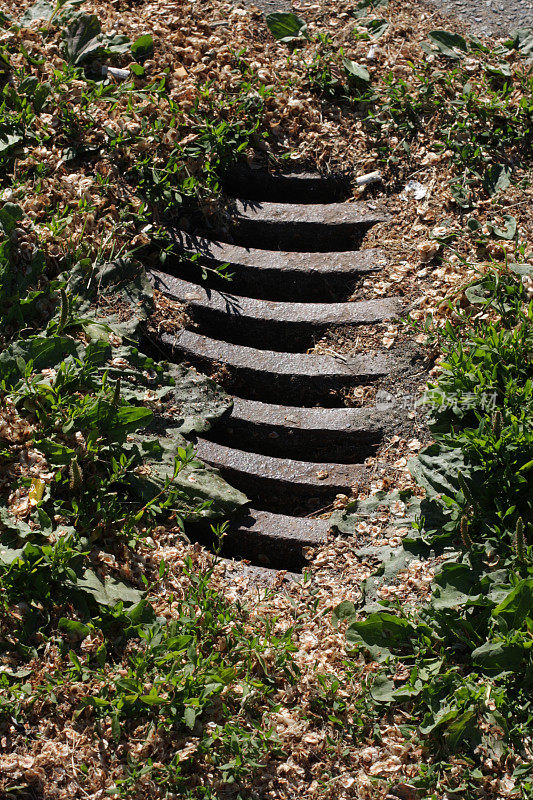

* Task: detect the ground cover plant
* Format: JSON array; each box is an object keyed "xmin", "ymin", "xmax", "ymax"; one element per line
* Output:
[
  {"xmin": 0, "ymin": 0, "xmax": 532, "ymax": 797},
  {"xmin": 331, "ymin": 263, "xmax": 533, "ymax": 797}
]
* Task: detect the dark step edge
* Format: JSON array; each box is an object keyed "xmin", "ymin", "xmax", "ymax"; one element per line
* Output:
[{"xmin": 222, "ymin": 167, "xmax": 351, "ymax": 204}]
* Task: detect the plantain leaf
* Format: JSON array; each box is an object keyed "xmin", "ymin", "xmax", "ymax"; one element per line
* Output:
[
  {"xmin": 21, "ymin": 0, "xmax": 54, "ymax": 24},
  {"xmin": 130, "ymin": 34, "xmax": 153, "ymax": 62},
  {"xmin": 266, "ymin": 12, "xmax": 308, "ymax": 43},
  {"xmin": 363, "ymin": 18, "xmax": 389, "ymax": 38},
  {"xmin": 342, "ymin": 57, "xmax": 371, "ymax": 87},
  {"xmin": 426, "ymin": 30, "xmax": 468, "ymax": 59},
  {"xmin": 483, "ymin": 164, "xmax": 511, "ymax": 196},
  {"xmin": 64, "ymin": 14, "xmax": 104, "ymax": 65}
]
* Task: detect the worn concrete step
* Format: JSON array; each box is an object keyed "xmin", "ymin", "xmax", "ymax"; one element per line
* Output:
[
  {"xmin": 195, "ymin": 437, "xmax": 366, "ymax": 499},
  {"xmin": 155, "ymin": 328, "xmax": 397, "ymax": 404},
  {"xmin": 150, "ymin": 271, "xmax": 401, "ymax": 349},
  {"xmin": 153, "ymin": 231, "xmax": 384, "ymax": 301},
  {"xmin": 221, "ymin": 557, "xmax": 301, "ymax": 586},
  {"xmin": 224, "ymin": 508, "xmax": 329, "ymax": 569},
  {"xmin": 223, "ymin": 168, "xmax": 350, "ymax": 204},
  {"xmin": 207, "ymin": 200, "xmax": 387, "ymax": 251},
  {"xmin": 210, "ymin": 396, "xmax": 389, "ymax": 462}
]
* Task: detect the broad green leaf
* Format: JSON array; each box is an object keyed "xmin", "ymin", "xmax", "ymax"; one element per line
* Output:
[
  {"xmin": 265, "ymin": 12, "xmax": 308, "ymax": 43},
  {"xmin": 427, "ymin": 30, "xmax": 468, "ymax": 59},
  {"xmin": 37, "ymin": 439, "xmax": 76, "ymax": 465},
  {"xmin": 130, "ymin": 34, "xmax": 154, "ymax": 62},
  {"xmin": 0, "ymin": 544, "xmax": 24, "ymax": 566},
  {"xmin": 69, "ymin": 258, "xmax": 153, "ymax": 339},
  {"xmin": 420, "ymin": 702, "xmax": 461, "ymax": 735},
  {"xmin": 33, "ymin": 82, "xmax": 51, "ymax": 113},
  {"xmin": 505, "ymin": 27, "xmax": 533, "ymax": 61},
  {"xmin": 96, "ymin": 642, "xmax": 107, "ymax": 667},
  {"xmin": 354, "ymin": 0, "xmax": 388, "ymax": 19},
  {"xmin": 21, "ymin": 0, "xmax": 54, "ymax": 24},
  {"xmin": 126, "ymin": 599, "xmax": 155, "ymax": 626},
  {"xmin": 113, "ymin": 405, "xmax": 153, "ymax": 433},
  {"xmin": 483, "ymin": 164, "xmax": 511, "ymax": 196},
  {"xmin": 71, "ymin": 568, "xmax": 143, "ymax": 607},
  {"xmin": 472, "ymin": 640, "xmax": 528, "ymax": 672},
  {"xmin": 331, "ymin": 600, "xmax": 356, "ymax": 627},
  {"xmin": 111, "ymin": 714, "xmax": 121, "ymax": 741},
  {"xmin": 370, "ymin": 673, "xmax": 422, "ymax": 703},
  {"xmin": 346, "ymin": 612, "xmax": 416, "ymax": 660},
  {"xmin": 64, "ymin": 14, "xmax": 104, "ymax": 65},
  {"xmin": 184, "ymin": 706, "xmax": 196, "ymax": 729},
  {"xmin": 485, "ymin": 62, "xmax": 512, "ymax": 78},
  {"xmin": 409, "ymin": 443, "xmax": 467, "ymax": 500},
  {"xmin": 363, "ymin": 18, "xmax": 389, "ymax": 38},
  {"xmin": 126, "ymin": 433, "xmax": 248, "ymax": 518},
  {"xmin": 0, "ymin": 133, "xmax": 22, "ymax": 156},
  {"xmin": 445, "ymin": 708, "xmax": 477, "ymax": 749},
  {"xmin": 166, "ymin": 362, "xmax": 232, "ymax": 435},
  {"xmin": 58, "ymin": 617, "xmax": 91, "ymax": 637},
  {"xmin": 342, "ymin": 58, "xmax": 371, "ymax": 87},
  {"xmin": 492, "ymin": 580, "xmax": 533, "ymax": 630},
  {"xmin": 491, "ymin": 214, "xmax": 517, "ymax": 240},
  {"xmin": 431, "ymin": 563, "xmax": 483, "ymax": 610},
  {"xmin": 106, "ymin": 34, "xmax": 131, "ymax": 56}
]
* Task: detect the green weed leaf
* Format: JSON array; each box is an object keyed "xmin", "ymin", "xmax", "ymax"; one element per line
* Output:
[
  {"xmin": 427, "ymin": 30, "xmax": 468, "ymax": 59},
  {"xmin": 483, "ymin": 164, "xmax": 511, "ymax": 196},
  {"xmin": 130, "ymin": 34, "xmax": 154, "ymax": 62},
  {"xmin": 491, "ymin": 214, "xmax": 517, "ymax": 240},
  {"xmin": 265, "ymin": 12, "xmax": 308, "ymax": 43},
  {"xmin": 363, "ymin": 18, "xmax": 389, "ymax": 38},
  {"xmin": 342, "ymin": 58, "xmax": 371, "ymax": 88},
  {"xmin": 21, "ymin": 0, "xmax": 54, "ymax": 24},
  {"xmin": 64, "ymin": 13, "xmax": 104, "ymax": 65},
  {"xmin": 354, "ymin": 0, "xmax": 388, "ymax": 19},
  {"xmin": 492, "ymin": 580, "xmax": 533, "ymax": 630}
]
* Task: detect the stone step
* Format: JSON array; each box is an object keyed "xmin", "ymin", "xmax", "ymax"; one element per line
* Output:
[
  {"xmin": 195, "ymin": 437, "xmax": 366, "ymax": 499},
  {"xmin": 150, "ymin": 271, "xmax": 401, "ymax": 349},
  {"xmin": 200, "ymin": 200, "xmax": 387, "ymax": 251},
  {"xmin": 209, "ymin": 396, "xmax": 390, "ymax": 462},
  {"xmin": 154, "ymin": 328, "xmax": 399, "ymax": 405},
  {"xmin": 151, "ymin": 231, "xmax": 384, "ymax": 301},
  {"xmin": 224, "ymin": 508, "xmax": 329, "ymax": 569}
]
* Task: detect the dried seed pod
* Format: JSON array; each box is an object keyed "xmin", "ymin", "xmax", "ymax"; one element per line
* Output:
[
  {"xmin": 58, "ymin": 288, "xmax": 69, "ymax": 332},
  {"xmin": 460, "ymin": 515, "xmax": 473, "ymax": 549},
  {"xmin": 514, "ymin": 517, "xmax": 526, "ymax": 562},
  {"xmin": 112, "ymin": 378, "xmax": 121, "ymax": 407},
  {"xmin": 69, "ymin": 458, "xmax": 83, "ymax": 492},
  {"xmin": 491, "ymin": 410, "xmax": 503, "ymax": 440},
  {"xmin": 417, "ymin": 241, "xmax": 439, "ymax": 263}
]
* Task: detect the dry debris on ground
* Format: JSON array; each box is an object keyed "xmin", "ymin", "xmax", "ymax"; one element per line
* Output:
[{"xmin": 0, "ymin": 0, "xmax": 532, "ymax": 798}]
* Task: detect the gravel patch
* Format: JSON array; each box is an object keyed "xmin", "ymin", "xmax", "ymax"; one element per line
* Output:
[
  {"xmin": 423, "ymin": 0, "xmax": 532, "ymax": 37},
  {"xmin": 240, "ymin": 0, "xmax": 533, "ymax": 37}
]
